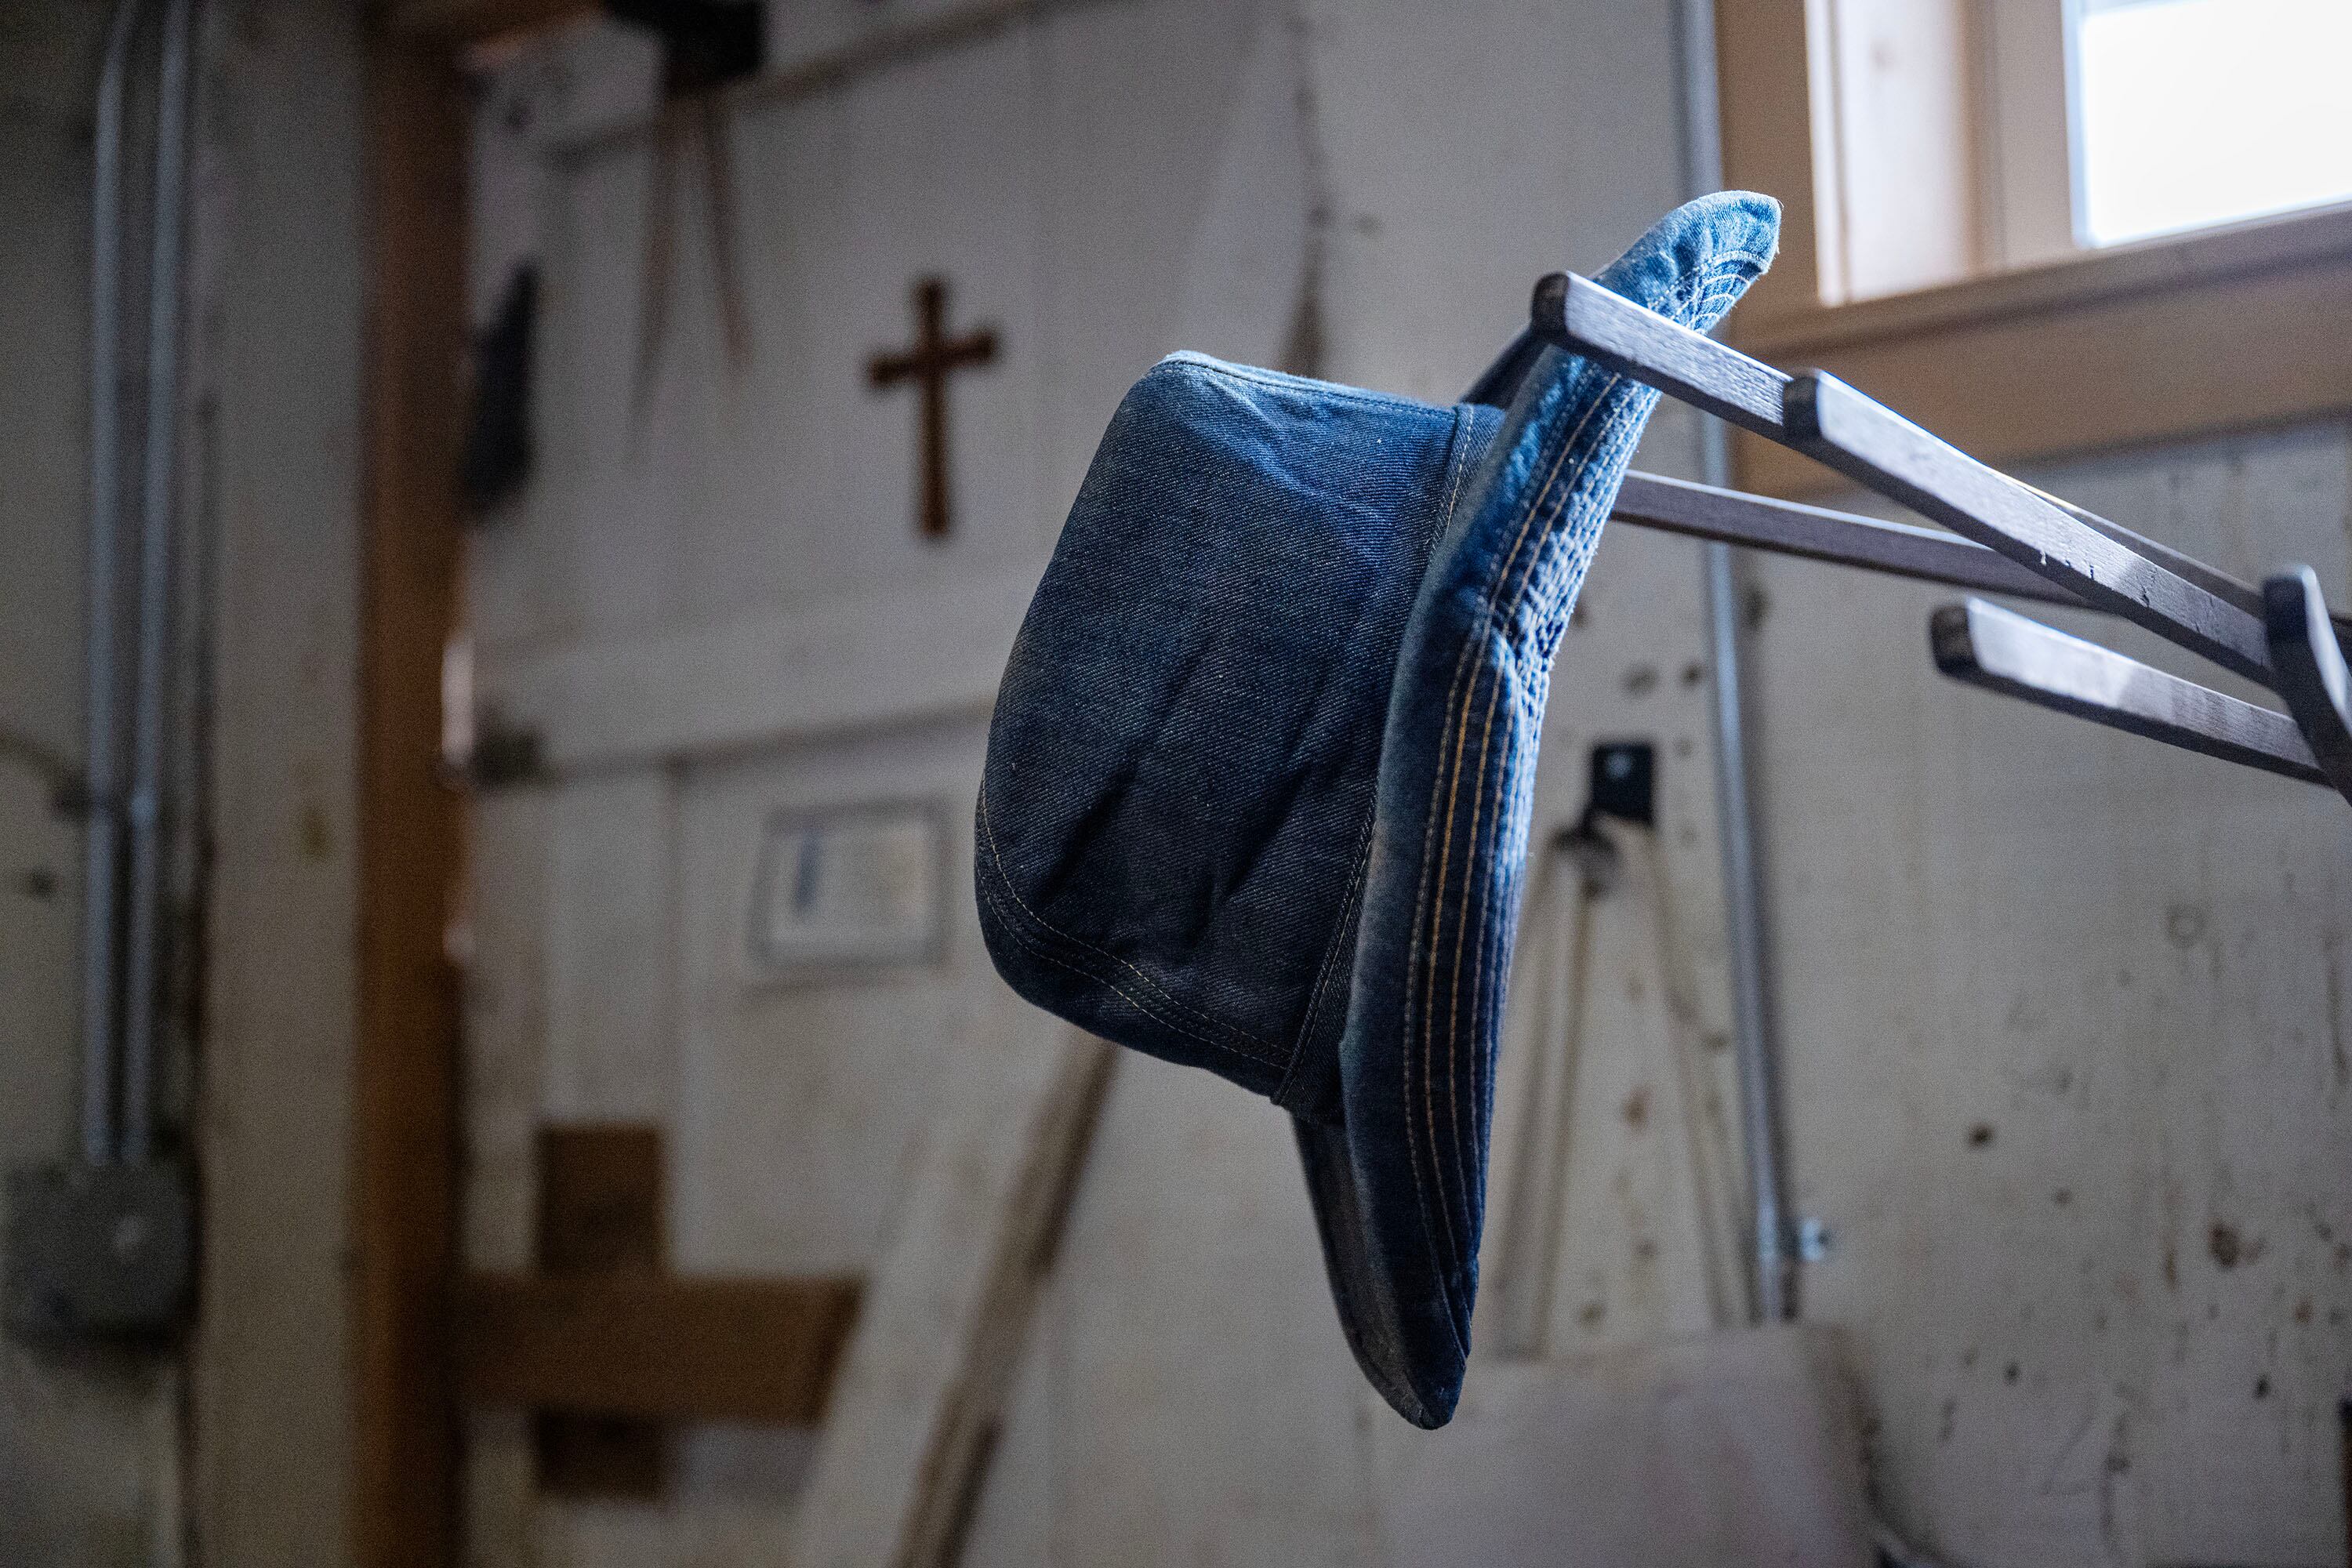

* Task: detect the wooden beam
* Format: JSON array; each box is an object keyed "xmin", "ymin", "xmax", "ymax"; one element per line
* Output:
[
  {"xmin": 535, "ymin": 1122, "xmax": 668, "ymax": 1497},
  {"xmin": 537, "ymin": 1123, "xmax": 664, "ymax": 1274},
  {"xmin": 352, "ymin": 28, "xmax": 469, "ymax": 1568},
  {"xmin": 456, "ymin": 1275, "xmax": 865, "ymax": 1424},
  {"xmin": 1742, "ymin": 200, "xmax": 2352, "ymax": 355},
  {"xmin": 1712, "ymin": 0, "xmax": 1828, "ymax": 335}
]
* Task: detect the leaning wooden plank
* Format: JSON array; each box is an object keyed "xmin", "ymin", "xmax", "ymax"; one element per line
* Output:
[
  {"xmin": 793, "ymin": 1012, "xmax": 1115, "ymax": 1568},
  {"xmin": 455, "ymin": 1274, "xmax": 864, "ymax": 1424}
]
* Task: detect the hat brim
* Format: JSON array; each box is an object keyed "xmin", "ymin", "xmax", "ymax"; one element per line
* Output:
[{"xmin": 1301, "ymin": 192, "xmax": 1784, "ymax": 1428}]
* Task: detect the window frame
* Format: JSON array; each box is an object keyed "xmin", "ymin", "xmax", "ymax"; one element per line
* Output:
[{"xmin": 1715, "ymin": 0, "xmax": 2352, "ymax": 499}]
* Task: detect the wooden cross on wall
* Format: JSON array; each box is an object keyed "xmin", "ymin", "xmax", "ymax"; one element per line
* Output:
[
  {"xmin": 866, "ymin": 276, "xmax": 999, "ymax": 540},
  {"xmin": 455, "ymin": 1124, "xmax": 863, "ymax": 1500}
]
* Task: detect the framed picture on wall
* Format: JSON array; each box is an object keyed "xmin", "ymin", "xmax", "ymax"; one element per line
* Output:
[{"xmin": 746, "ymin": 799, "xmax": 946, "ymax": 979}]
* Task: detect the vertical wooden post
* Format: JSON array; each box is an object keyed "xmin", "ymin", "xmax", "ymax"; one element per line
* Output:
[{"xmin": 353, "ymin": 27, "xmax": 469, "ymax": 1568}]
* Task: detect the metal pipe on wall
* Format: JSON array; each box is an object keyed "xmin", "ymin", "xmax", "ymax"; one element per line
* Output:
[
  {"xmin": 120, "ymin": 0, "xmax": 199, "ymax": 1166},
  {"xmin": 1676, "ymin": 0, "xmax": 1796, "ymax": 1323},
  {"xmin": 80, "ymin": 0, "xmax": 151, "ymax": 1169}
]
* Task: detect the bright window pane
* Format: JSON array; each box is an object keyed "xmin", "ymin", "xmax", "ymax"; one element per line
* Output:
[{"xmin": 2076, "ymin": 0, "xmax": 2352, "ymax": 246}]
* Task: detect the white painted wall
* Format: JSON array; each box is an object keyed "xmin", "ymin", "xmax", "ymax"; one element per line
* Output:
[
  {"xmin": 1764, "ymin": 428, "xmax": 2352, "ymax": 1567},
  {"xmin": 464, "ymin": 2, "xmax": 2351, "ymax": 1565}
]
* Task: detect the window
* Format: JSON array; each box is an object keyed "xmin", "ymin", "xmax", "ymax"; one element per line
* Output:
[
  {"xmin": 1711, "ymin": 0, "xmax": 2352, "ymax": 498},
  {"xmin": 2075, "ymin": 0, "xmax": 2352, "ymax": 247},
  {"xmin": 1803, "ymin": 0, "xmax": 2352, "ymax": 304}
]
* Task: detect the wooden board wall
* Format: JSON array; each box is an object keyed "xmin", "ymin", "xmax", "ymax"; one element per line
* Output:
[{"xmin": 190, "ymin": 3, "xmax": 376, "ymax": 1563}]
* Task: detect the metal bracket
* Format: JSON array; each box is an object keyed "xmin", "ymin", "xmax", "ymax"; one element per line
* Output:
[
  {"xmin": 452, "ymin": 702, "xmax": 547, "ymax": 791},
  {"xmin": 2262, "ymin": 565, "xmax": 2352, "ymax": 803},
  {"xmin": 1795, "ymin": 1216, "xmax": 1835, "ymax": 1263},
  {"xmin": 1588, "ymin": 740, "xmax": 1657, "ymax": 829},
  {"xmin": 4, "ymin": 1158, "xmax": 194, "ymax": 1341}
]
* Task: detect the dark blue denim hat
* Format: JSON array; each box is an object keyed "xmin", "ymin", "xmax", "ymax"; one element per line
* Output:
[{"xmin": 977, "ymin": 193, "xmax": 1780, "ymax": 1426}]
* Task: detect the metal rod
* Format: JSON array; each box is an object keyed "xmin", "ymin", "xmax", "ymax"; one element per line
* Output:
[
  {"xmin": 1613, "ymin": 472, "xmax": 2085, "ymax": 606},
  {"xmin": 1704, "ymin": 532, "xmax": 1794, "ymax": 1322},
  {"xmin": 121, "ymin": 0, "xmax": 198, "ymax": 1165},
  {"xmin": 1675, "ymin": 0, "xmax": 1791, "ymax": 1324},
  {"xmin": 1933, "ymin": 598, "xmax": 2325, "ymax": 786},
  {"xmin": 81, "ymin": 0, "xmax": 149, "ymax": 1168}
]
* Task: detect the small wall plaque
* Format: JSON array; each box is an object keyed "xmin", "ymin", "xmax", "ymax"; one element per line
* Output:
[{"xmin": 749, "ymin": 801, "xmax": 944, "ymax": 977}]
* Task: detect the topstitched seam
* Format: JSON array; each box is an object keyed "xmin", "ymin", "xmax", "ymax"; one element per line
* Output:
[
  {"xmin": 1406, "ymin": 256, "xmax": 1758, "ymax": 1341},
  {"xmin": 976, "ymin": 873, "xmax": 1276, "ymax": 1071},
  {"xmin": 1297, "ymin": 398, "xmax": 1493, "ymax": 1082},
  {"xmin": 1442, "ymin": 260, "xmax": 1745, "ymax": 1185},
  {"xmin": 1451, "ymin": 390, "xmax": 1653, "ymax": 1218},
  {"xmin": 977, "ymin": 784, "xmax": 1278, "ymax": 1056},
  {"xmin": 1443, "ymin": 393, "xmax": 1650, "ymax": 1231},
  {"xmin": 1412, "ymin": 365, "xmax": 1628, "ymax": 1286},
  {"xmin": 1390, "ymin": 410, "xmax": 1520, "ymax": 1306},
  {"xmin": 1427, "ymin": 264, "xmax": 1737, "ymax": 1272}
]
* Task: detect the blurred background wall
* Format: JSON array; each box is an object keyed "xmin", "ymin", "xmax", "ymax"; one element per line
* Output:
[{"xmin": 1, "ymin": 2, "xmax": 2346, "ymax": 1564}]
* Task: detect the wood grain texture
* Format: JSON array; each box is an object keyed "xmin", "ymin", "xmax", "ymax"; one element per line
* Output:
[
  {"xmin": 1711, "ymin": 0, "xmax": 1826, "ymax": 332},
  {"xmin": 1741, "ymin": 426, "xmax": 2352, "ymax": 1563},
  {"xmin": 466, "ymin": 2, "xmax": 2352, "ymax": 1557},
  {"xmin": 481, "ymin": 561, "xmax": 1041, "ymax": 777},
  {"xmin": 452, "ymin": 788, "xmax": 543, "ymax": 1565},
  {"xmin": 1931, "ymin": 599, "xmax": 2325, "ymax": 786},
  {"xmin": 1806, "ymin": 0, "xmax": 1986, "ymax": 303},
  {"xmin": 186, "ymin": 4, "xmax": 373, "ymax": 1562},
  {"xmin": 1750, "ymin": 202, "xmax": 2352, "ymax": 355},
  {"xmin": 456, "ymin": 1273, "xmax": 864, "ymax": 1423},
  {"xmin": 352, "ymin": 31, "xmax": 469, "ymax": 1568},
  {"xmin": 1382, "ymin": 1327, "xmax": 1875, "ymax": 1566}
]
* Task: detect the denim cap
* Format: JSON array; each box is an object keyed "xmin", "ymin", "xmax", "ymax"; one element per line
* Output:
[{"xmin": 977, "ymin": 192, "xmax": 1780, "ymax": 1426}]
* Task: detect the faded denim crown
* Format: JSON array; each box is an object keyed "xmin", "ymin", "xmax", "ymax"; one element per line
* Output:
[{"xmin": 978, "ymin": 192, "xmax": 1781, "ymax": 1427}]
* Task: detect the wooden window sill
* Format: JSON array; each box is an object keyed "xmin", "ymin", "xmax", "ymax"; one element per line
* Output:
[{"xmin": 1726, "ymin": 202, "xmax": 2352, "ymax": 499}]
